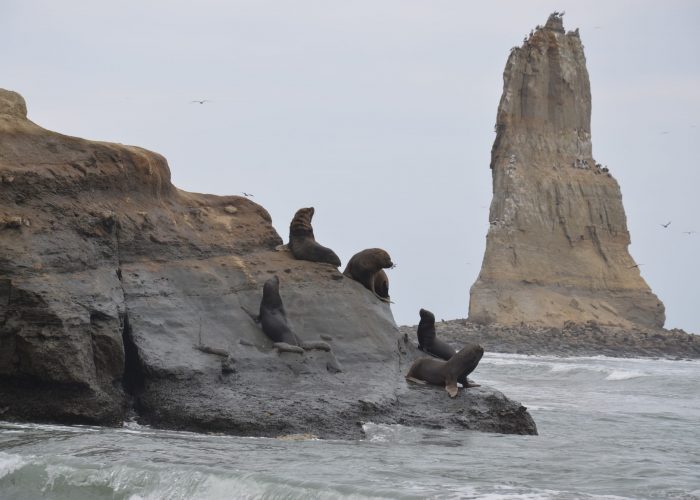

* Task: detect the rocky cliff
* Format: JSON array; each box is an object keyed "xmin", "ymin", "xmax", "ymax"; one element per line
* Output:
[
  {"xmin": 0, "ymin": 89, "xmax": 536, "ymax": 437},
  {"xmin": 469, "ymin": 14, "xmax": 665, "ymax": 329}
]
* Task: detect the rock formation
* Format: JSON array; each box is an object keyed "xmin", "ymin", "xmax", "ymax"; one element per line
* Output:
[
  {"xmin": 0, "ymin": 89, "xmax": 536, "ymax": 437},
  {"xmin": 469, "ymin": 14, "xmax": 665, "ymax": 329}
]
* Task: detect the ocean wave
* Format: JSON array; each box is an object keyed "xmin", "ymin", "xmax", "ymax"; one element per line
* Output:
[
  {"xmin": 0, "ymin": 452, "xmax": 28, "ymax": 479},
  {"xmin": 604, "ymin": 370, "xmax": 646, "ymax": 381},
  {"xmin": 482, "ymin": 354, "xmax": 657, "ymax": 382},
  {"xmin": 360, "ymin": 422, "xmax": 414, "ymax": 443},
  {"xmin": 8, "ymin": 457, "xmax": 396, "ymax": 500},
  {"xmin": 439, "ymin": 484, "xmax": 635, "ymax": 500},
  {"xmin": 0, "ymin": 421, "xmax": 101, "ymax": 434}
]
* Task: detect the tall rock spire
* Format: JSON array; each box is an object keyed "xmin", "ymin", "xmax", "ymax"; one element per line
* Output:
[{"xmin": 469, "ymin": 13, "xmax": 665, "ymax": 329}]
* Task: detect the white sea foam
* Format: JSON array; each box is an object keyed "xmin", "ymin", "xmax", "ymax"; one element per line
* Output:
[
  {"xmin": 605, "ymin": 369, "xmax": 646, "ymax": 381},
  {"xmin": 0, "ymin": 452, "xmax": 28, "ymax": 479},
  {"xmin": 483, "ymin": 353, "xmax": 658, "ymax": 382},
  {"xmin": 360, "ymin": 422, "xmax": 413, "ymax": 443},
  {"xmin": 441, "ymin": 484, "xmax": 635, "ymax": 500}
]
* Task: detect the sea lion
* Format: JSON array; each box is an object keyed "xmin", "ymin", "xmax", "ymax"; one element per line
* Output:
[
  {"xmin": 405, "ymin": 344, "xmax": 484, "ymax": 398},
  {"xmin": 417, "ymin": 308, "xmax": 456, "ymax": 361},
  {"xmin": 343, "ymin": 248, "xmax": 393, "ymax": 302},
  {"xmin": 256, "ymin": 275, "xmax": 331, "ymax": 353},
  {"xmin": 288, "ymin": 207, "xmax": 341, "ymax": 267},
  {"xmin": 259, "ymin": 275, "xmax": 301, "ymax": 352}
]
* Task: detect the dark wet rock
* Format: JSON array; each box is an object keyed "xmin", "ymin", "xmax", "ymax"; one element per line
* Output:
[{"xmin": 0, "ymin": 88, "xmax": 536, "ymax": 438}]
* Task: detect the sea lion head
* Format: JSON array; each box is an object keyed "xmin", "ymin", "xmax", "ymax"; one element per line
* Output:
[
  {"xmin": 417, "ymin": 308, "xmax": 436, "ymax": 347},
  {"xmin": 419, "ymin": 308, "xmax": 435, "ymax": 323},
  {"xmin": 289, "ymin": 207, "xmax": 315, "ymax": 239},
  {"xmin": 372, "ymin": 248, "xmax": 394, "ymax": 269},
  {"xmin": 447, "ymin": 343, "xmax": 484, "ymax": 382},
  {"xmin": 262, "ymin": 275, "xmax": 283, "ymax": 309}
]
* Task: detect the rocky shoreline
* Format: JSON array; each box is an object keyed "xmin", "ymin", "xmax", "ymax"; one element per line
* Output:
[{"xmin": 400, "ymin": 320, "xmax": 700, "ymax": 360}]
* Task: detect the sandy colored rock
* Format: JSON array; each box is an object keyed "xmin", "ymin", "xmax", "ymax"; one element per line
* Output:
[
  {"xmin": 469, "ymin": 14, "xmax": 665, "ymax": 329},
  {"xmin": 0, "ymin": 89, "xmax": 27, "ymax": 119}
]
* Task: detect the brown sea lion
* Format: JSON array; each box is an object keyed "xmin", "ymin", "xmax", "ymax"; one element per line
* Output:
[
  {"xmin": 288, "ymin": 207, "xmax": 341, "ymax": 267},
  {"xmin": 417, "ymin": 308, "xmax": 456, "ymax": 361},
  {"xmin": 405, "ymin": 344, "xmax": 484, "ymax": 398},
  {"xmin": 256, "ymin": 275, "xmax": 331, "ymax": 353},
  {"xmin": 343, "ymin": 248, "xmax": 393, "ymax": 302}
]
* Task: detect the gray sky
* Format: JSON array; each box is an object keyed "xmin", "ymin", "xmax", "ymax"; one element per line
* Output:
[{"xmin": 3, "ymin": 1, "xmax": 699, "ymax": 333}]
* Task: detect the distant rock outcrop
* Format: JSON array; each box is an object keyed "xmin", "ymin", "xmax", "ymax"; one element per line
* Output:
[
  {"xmin": 0, "ymin": 89, "xmax": 536, "ymax": 437},
  {"xmin": 469, "ymin": 14, "xmax": 665, "ymax": 329}
]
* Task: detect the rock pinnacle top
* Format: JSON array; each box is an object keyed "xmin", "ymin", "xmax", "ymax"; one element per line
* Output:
[{"xmin": 0, "ymin": 89, "xmax": 28, "ymax": 118}]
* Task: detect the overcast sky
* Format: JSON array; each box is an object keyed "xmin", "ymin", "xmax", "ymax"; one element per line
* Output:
[{"xmin": 3, "ymin": 1, "xmax": 699, "ymax": 333}]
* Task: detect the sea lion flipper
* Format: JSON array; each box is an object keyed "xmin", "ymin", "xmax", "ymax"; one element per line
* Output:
[
  {"xmin": 374, "ymin": 293, "xmax": 393, "ymax": 304},
  {"xmin": 195, "ymin": 345, "xmax": 229, "ymax": 357},
  {"xmin": 405, "ymin": 376, "xmax": 428, "ymax": 385},
  {"xmin": 445, "ymin": 376, "xmax": 459, "ymax": 398},
  {"xmin": 241, "ymin": 305, "xmax": 260, "ymax": 323},
  {"xmin": 300, "ymin": 340, "xmax": 331, "ymax": 351},
  {"xmin": 273, "ymin": 342, "xmax": 304, "ymax": 354}
]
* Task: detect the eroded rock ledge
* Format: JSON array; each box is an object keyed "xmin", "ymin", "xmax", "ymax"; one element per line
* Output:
[{"xmin": 0, "ymin": 89, "xmax": 536, "ymax": 437}]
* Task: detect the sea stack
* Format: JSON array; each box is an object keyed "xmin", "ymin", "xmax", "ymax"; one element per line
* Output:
[{"xmin": 469, "ymin": 13, "xmax": 665, "ymax": 329}]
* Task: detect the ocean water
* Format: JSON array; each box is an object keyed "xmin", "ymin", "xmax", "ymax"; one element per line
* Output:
[{"xmin": 1, "ymin": 353, "xmax": 698, "ymax": 499}]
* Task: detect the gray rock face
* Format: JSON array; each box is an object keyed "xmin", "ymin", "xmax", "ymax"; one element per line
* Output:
[
  {"xmin": 0, "ymin": 89, "xmax": 536, "ymax": 437},
  {"xmin": 469, "ymin": 14, "xmax": 665, "ymax": 329}
]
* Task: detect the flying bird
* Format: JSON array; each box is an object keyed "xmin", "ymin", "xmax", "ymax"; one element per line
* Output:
[
  {"xmin": 191, "ymin": 99, "xmax": 209, "ymax": 104},
  {"xmin": 628, "ymin": 264, "xmax": 643, "ymax": 269},
  {"xmin": 242, "ymin": 192, "xmax": 254, "ymax": 197},
  {"xmin": 659, "ymin": 131, "xmax": 670, "ymax": 135},
  {"xmin": 661, "ymin": 221, "xmax": 671, "ymax": 228}
]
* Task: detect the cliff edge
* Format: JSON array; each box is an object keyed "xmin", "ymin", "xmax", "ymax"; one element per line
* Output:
[{"xmin": 469, "ymin": 14, "xmax": 665, "ymax": 329}]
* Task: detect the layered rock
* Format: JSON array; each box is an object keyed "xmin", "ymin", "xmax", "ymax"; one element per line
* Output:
[
  {"xmin": 469, "ymin": 14, "xmax": 665, "ymax": 329},
  {"xmin": 0, "ymin": 89, "xmax": 536, "ymax": 437}
]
